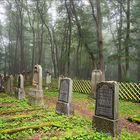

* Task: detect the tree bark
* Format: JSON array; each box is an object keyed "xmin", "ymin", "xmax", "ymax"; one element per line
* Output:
[
  {"xmin": 117, "ymin": 1, "xmax": 123, "ymax": 81},
  {"xmin": 96, "ymin": 0, "xmax": 105, "ymax": 80},
  {"xmin": 64, "ymin": 0, "xmax": 72, "ymax": 76},
  {"xmin": 125, "ymin": 0, "xmax": 130, "ymax": 80}
]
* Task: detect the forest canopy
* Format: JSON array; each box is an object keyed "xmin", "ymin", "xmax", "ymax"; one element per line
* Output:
[{"xmin": 0, "ymin": 0, "xmax": 139, "ymax": 82}]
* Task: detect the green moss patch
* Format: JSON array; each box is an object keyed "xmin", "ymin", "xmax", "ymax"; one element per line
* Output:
[{"xmin": 128, "ymin": 115, "xmax": 140, "ymax": 124}]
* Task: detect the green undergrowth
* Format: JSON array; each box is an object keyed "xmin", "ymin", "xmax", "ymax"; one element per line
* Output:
[
  {"xmin": 0, "ymin": 93, "xmax": 140, "ymax": 140},
  {"xmin": 44, "ymin": 91, "xmax": 58, "ymax": 98},
  {"xmin": 45, "ymin": 91, "xmax": 140, "ymax": 118},
  {"xmin": 119, "ymin": 100, "xmax": 140, "ymax": 117},
  {"xmin": 128, "ymin": 114, "xmax": 140, "ymax": 124}
]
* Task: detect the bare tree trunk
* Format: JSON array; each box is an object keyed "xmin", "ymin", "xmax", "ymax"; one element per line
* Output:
[
  {"xmin": 125, "ymin": 0, "xmax": 130, "ymax": 80},
  {"xmin": 71, "ymin": 0, "xmax": 82, "ymax": 77},
  {"xmin": 52, "ymin": 28, "xmax": 59, "ymax": 76},
  {"xmin": 25, "ymin": 0, "xmax": 36, "ymax": 71},
  {"xmin": 59, "ymin": 21, "xmax": 67, "ymax": 75},
  {"xmin": 15, "ymin": 0, "xmax": 25, "ymax": 74},
  {"xmin": 36, "ymin": 0, "xmax": 57, "ymax": 77},
  {"xmin": 137, "ymin": 47, "xmax": 140, "ymax": 81},
  {"xmin": 19, "ymin": 5, "xmax": 24, "ymax": 73},
  {"xmin": 117, "ymin": 1, "xmax": 123, "ymax": 81},
  {"xmin": 38, "ymin": 22, "xmax": 44, "ymax": 65},
  {"xmin": 65, "ymin": 0, "xmax": 72, "ymax": 76},
  {"xmin": 96, "ymin": 0, "xmax": 105, "ymax": 80}
]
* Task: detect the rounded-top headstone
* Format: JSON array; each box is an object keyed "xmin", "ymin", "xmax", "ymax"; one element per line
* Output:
[{"xmin": 91, "ymin": 70, "xmax": 103, "ymax": 98}]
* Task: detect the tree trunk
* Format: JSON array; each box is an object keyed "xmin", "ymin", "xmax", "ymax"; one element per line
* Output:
[
  {"xmin": 96, "ymin": 0, "xmax": 105, "ymax": 80},
  {"xmin": 125, "ymin": 0, "xmax": 130, "ymax": 80},
  {"xmin": 38, "ymin": 23, "xmax": 44, "ymax": 65},
  {"xmin": 65, "ymin": 0, "xmax": 72, "ymax": 76},
  {"xmin": 117, "ymin": 1, "xmax": 123, "ymax": 81}
]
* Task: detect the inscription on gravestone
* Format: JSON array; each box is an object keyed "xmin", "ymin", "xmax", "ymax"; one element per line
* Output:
[
  {"xmin": 59, "ymin": 80, "xmax": 69, "ymax": 102},
  {"xmin": 96, "ymin": 84, "xmax": 114, "ymax": 119},
  {"xmin": 56, "ymin": 78, "xmax": 74, "ymax": 116},
  {"xmin": 93, "ymin": 81, "xmax": 119, "ymax": 137}
]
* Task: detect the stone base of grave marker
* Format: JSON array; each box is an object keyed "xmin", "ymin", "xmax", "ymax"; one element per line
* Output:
[
  {"xmin": 29, "ymin": 89, "xmax": 44, "ymax": 106},
  {"xmin": 93, "ymin": 115, "xmax": 119, "ymax": 137},
  {"xmin": 56, "ymin": 101, "xmax": 74, "ymax": 116},
  {"xmin": 15, "ymin": 88, "xmax": 25, "ymax": 100}
]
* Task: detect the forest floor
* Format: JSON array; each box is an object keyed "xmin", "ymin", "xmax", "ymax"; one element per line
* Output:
[
  {"xmin": 0, "ymin": 89, "xmax": 140, "ymax": 140},
  {"xmin": 45, "ymin": 91, "xmax": 140, "ymax": 133}
]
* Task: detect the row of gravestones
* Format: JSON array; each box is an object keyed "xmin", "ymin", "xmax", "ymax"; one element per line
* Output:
[
  {"xmin": 1, "ymin": 66, "xmax": 119, "ymax": 137},
  {"xmin": 29, "ymin": 65, "xmax": 119, "ymax": 137},
  {"xmin": 57, "ymin": 77, "xmax": 119, "ymax": 137},
  {"xmin": 3, "ymin": 74, "xmax": 25, "ymax": 100}
]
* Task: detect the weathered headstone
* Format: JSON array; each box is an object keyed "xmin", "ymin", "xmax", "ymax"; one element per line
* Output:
[
  {"xmin": 56, "ymin": 78, "xmax": 74, "ymax": 116},
  {"xmin": 91, "ymin": 70, "xmax": 103, "ymax": 98},
  {"xmin": 45, "ymin": 72, "xmax": 51, "ymax": 90},
  {"xmin": 6, "ymin": 75, "xmax": 14, "ymax": 94},
  {"xmin": 0, "ymin": 74, "xmax": 4, "ymax": 92},
  {"xmin": 93, "ymin": 81, "xmax": 119, "ymax": 137},
  {"xmin": 6, "ymin": 76, "xmax": 10, "ymax": 93},
  {"xmin": 15, "ymin": 74, "xmax": 25, "ymax": 99},
  {"xmin": 29, "ymin": 64, "xmax": 44, "ymax": 106}
]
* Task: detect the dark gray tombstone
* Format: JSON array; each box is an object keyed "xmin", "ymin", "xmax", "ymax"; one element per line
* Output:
[
  {"xmin": 56, "ymin": 78, "xmax": 74, "ymax": 116},
  {"xmin": 29, "ymin": 64, "xmax": 44, "ymax": 106},
  {"xmin": 93, "ymin": 81, "xmax": 119, "ymax": 137},
  {"xmin": 15, "ymin": 74, "xmax": 25, "ymax": 99}
]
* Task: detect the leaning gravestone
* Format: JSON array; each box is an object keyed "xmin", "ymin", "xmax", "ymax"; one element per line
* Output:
[
  {"xmin": 15, "ymin": 74, "xmax": 25, "ymax": 99},
  {"xmin": 93, "ymin": 81, "xmax": 119, "ymax": 137},
  {"xmin": 56, "ymin": 78, "xmax": 74, "ymax": 116},
  {"xmin": 29, "ymin": 64, "xmax": 44, "ymax": 106},
  {"xmin": 91, "ymin": 70, "xmax": 103, "ymax": 98}
]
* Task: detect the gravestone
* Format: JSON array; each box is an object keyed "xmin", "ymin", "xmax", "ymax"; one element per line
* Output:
[
  {"xmin": 58, "ymin": 75, "xmax": 64, "ymax": 90},
  {"xmin": 45, "ymin": 72, "xmax": 51, "ymax": 90},
  {"xmin": 0, "ymin": 74, "xmax": 4, "ymax": 92},
  {"xmin": 29, "ymin": 64, "xmax": 44, "ymax": 106},
  {"xmin": 56, "ymin": 78, "xmax": 74, "ymax": 116},
  {"xmin": 91, "ymin": 70, "xmax": 103, "ymax": 98},
  {"xmin": 6, "ymin": 76, "xmax": 10, "ymax": 93},
  {"xmin": 93, "ymin": 81, "xmax": 119, "ymax": 137},
  {"xmin": 6, "ymin": 75, "xmax": 14, "ymax": 94},
  {"xmin": 15, "ymin": 74, "xmax": 25, "ymax": 99}
]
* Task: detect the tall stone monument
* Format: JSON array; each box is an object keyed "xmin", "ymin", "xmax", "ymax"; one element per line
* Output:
[
  {"xmin": 56, "ymin": 78, "xmax": 74, "ymax": 116},
  {"xmin": 91, "ymin": 70, "xmax": 103, "ymax": 98},
  {"xmin": 93, "ymin": 81, "xmax": 119, "ymax": 137},
  {"xmin": 15, "ymin": 74, "xmax": 25, "ymax": 99},
  {"xmin": 29, "ymin": 64, "xmax": 44, "ymax": 106}
]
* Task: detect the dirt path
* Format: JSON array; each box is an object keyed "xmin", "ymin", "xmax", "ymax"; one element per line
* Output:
[{"xmin": 45, "ymin": 97, "xmax": 140, "ymax": 133}]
